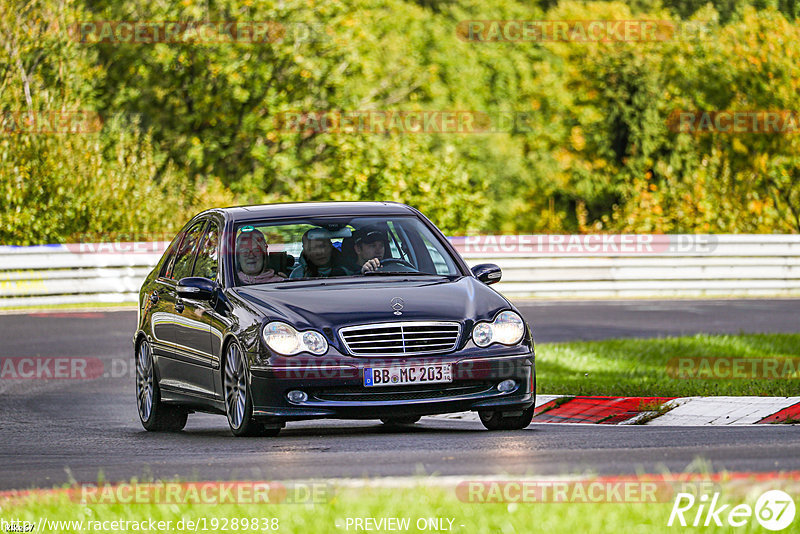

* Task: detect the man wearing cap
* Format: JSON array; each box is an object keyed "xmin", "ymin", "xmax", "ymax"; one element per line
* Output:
[{"xmin": 352, "ymin": 226, "xmax": 388, "ymax": 273}]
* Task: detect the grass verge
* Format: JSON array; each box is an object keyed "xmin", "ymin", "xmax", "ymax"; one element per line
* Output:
[
  {"xmin": 536, "ymin": 333, "xmax": 800, "ymax": 397},
  {"xmin": 0, "ymin": 302, "xmax": 137, "ymax": 314},
  {"xmin": 1, "ymin": 476, "xmax": 794, "ymax": 534}
]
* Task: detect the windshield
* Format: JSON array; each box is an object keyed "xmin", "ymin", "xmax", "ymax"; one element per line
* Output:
[{"xmin": 232, "ymin": 216, "xmax": 461, "ymax": 286}]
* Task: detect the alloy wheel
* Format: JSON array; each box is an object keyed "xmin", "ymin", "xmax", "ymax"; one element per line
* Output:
[
  {"xmin": 224, "ymin": 343, "xmax": 247, "ymax": 429},
  {"xmin": 136, "ymin": 341, "xmax": 154, "ymax": 421}
]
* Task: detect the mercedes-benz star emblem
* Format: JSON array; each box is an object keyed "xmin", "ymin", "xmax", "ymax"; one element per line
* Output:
[{"xmin": 390, "ymin": 297, "xmax": 404, "ymax": 315}]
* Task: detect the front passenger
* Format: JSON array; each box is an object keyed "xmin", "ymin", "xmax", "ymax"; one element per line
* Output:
[
  {"xmin": 236, "ymin": 230, "xmax": 286, "ymax": 284},
  {"xmin": 290, "ymin": 229, "xmax": 342, "ymax": 278}
]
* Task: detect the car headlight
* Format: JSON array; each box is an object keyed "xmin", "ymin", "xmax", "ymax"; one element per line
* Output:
[
  {"xmin": 262, "ymin": 322, "xmax": 328, "ymax": 356},
  {"xmin": 472, "ymin": 311, "xmax": 525, "ymax": 347}
]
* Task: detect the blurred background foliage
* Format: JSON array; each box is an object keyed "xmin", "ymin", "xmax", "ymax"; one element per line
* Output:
[{"xmin": 1, "ymin": 0, "xmax": 800, "ymax": 244}]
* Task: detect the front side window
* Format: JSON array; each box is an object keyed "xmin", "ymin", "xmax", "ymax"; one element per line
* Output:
[
  {"xmin": 231, "ymin": 216, "xmax": 461, "ymax": 286},
  {"xmin": 159, "ymin": 232, "xmax": 183, "ymax": 279},
  {"xmin": 193, "ymin": 222, "xmax": 219, "ymax": 281},
  {"xmin": 170, "ymin": 221, "xmax": 206, "ymax": 281}
]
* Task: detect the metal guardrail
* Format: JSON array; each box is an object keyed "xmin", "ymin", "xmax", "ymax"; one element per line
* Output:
[
  {"xmin": 0, "ymin": 235, "xmax": 798, "ymax": 307},
  {"xmin": 0, "ymin": 242, "xmax": 166, "ymax": 307}
]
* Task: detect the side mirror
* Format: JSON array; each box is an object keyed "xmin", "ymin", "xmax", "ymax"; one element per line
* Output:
[
  {"xmin": 471, "ymin": 263, "xmax": 502, "ymax": 285},
  {"xmin": 177, "ymin": 277, "xmax": 216, "ymax": 300}
]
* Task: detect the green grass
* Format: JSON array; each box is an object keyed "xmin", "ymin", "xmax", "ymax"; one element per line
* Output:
[
  {"xmin": 0, "ymin": 302, "xmax": 137, "ymax": 313},
  {"xmin": 1, "ymin": 478, "xmax": 790, "ymax": 534},
  {"xmin": 536, "ymin": 333, "xmax": 800, "ymax": 397}
]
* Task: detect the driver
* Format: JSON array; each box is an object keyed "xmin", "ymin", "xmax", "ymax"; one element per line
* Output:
[{"xmin": 352, "ymin": 226, "xmax": 388, "ymax": 273}]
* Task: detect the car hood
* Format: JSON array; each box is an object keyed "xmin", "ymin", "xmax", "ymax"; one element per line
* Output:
[{"xmin": 231, "ymin": 276, "xmax": 511, "ymax": 330}]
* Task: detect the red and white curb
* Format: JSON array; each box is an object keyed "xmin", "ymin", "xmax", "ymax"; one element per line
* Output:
[
  {"xmin": 430, "ymin": 395, "xmax": 800, "ymax": 425},
  {"xmin": 645, "ymin": 396, "xmax": 800, "ymax": 426}
]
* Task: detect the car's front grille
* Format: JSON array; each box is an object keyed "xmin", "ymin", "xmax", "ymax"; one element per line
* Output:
[
  {"xmin": 339, "ymin": 321, "xmax": 461, "ymax": 356},
  {"xmin": 311, "ymin": 381, "xmax": 493, "ymax": 402}
]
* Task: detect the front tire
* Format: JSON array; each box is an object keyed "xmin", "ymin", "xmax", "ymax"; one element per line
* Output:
[
  {"xmin": 479, "ymin": 405, "xmax": 534, "ymax": 431},
  {"xmin": 136, "ymin": 340, "xmax": 188, "ymax": 432},
  {"xmin": 224, "ymin": 341, "xmax": 280, "ymax": 437}
]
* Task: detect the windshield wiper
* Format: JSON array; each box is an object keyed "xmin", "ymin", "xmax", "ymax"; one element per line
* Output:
[
  {"xmin": 252, "ymin": 277, "xmax": 328, "ymax": 284},
  {"xmin": 362, "ymin": 271, "xmax": 444, "ymax": 276}
]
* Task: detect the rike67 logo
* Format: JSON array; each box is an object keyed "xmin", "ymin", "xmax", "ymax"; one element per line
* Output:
[{"xmin": 668, "ymin": 490, "xmax": 796, "ymax": 530}]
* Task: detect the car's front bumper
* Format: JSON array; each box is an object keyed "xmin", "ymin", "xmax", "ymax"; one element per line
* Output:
[{"xmin": 249, "ymin": 352, "xmax": 534, "ymax": 421}]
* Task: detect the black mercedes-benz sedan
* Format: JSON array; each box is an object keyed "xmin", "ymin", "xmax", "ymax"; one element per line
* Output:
[{"xmin": 133, "ymin": 202, "xmax": 535, "ymax": 436}]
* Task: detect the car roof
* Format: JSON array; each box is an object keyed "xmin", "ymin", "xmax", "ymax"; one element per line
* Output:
[{"xmin": 204, "ymin": 201, "xmax": 418, "ymax": 222}]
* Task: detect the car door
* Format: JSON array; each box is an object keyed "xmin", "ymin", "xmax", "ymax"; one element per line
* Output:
[
  {"xmin": 170, "ymin": 220, "xmax": 221, "ymax": 397},
  {"xmin": 156, "ymin": 219, "xmax": 212, "ymax": 396},
  {"xmin": 147, "ymin": 232, "xmax": 182, "ymax": 362}
]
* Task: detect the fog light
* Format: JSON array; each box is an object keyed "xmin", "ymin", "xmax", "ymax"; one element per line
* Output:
[
  {"xmin": 287, "ymin": 390, "xmax": 308, "ymax": 403},
  {"xmin": 497, "ymin": 379, "xmax": 516, "ymax": 393}
]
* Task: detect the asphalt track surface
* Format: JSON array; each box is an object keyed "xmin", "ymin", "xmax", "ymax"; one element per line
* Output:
[{"xmin": 1, "ymin": 299, "xmax": 799, "ymax": 490}]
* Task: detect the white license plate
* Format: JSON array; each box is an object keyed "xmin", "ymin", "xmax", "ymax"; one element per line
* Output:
[{"xmin": 364, "ymin": 363, "xmax": 452, "ymax": 387}]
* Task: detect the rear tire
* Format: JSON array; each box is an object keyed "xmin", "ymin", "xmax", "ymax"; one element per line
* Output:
[
  {"xmin": 479, "ymin": 405, "xmax": 534, "ymax": 431},
  {"xmin": 136, "ymin": 340, "xmax": 188, "ymax": 432},
  {"xmin": 380, "ymin": 416, "xmax": 421, "ymax": 426},
  {"xmin": 224, "ymin": 341, "xmax": 281, "ymax": 437}
]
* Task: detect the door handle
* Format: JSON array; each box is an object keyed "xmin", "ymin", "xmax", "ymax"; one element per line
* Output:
[
  {"xmin": 150, "ymin": 291, "xmax": 159, "ymax": 304},
  {"xmin": 175, "ymin": 300, "xmax": 185, "ymax": 313}
]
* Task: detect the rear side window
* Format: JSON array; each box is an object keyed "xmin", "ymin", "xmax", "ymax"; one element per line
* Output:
[
  {"xmin": 170, "ymin": 221, "xmax": 206, "ymax": 281},
  {"xmin": 193, "ymin": 222, "xmax": 220, "ymax": 280}
]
